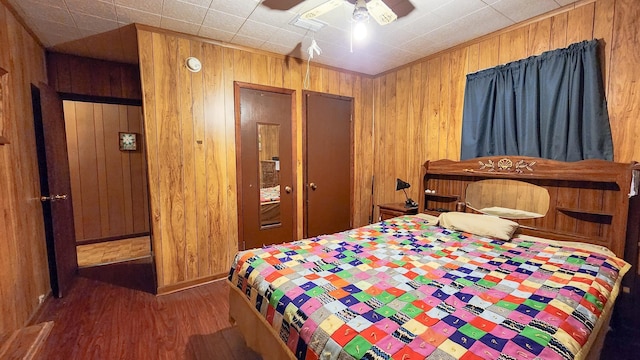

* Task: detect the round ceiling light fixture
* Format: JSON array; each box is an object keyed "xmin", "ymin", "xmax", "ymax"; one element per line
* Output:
[{"xmin": 185, "ymin": 57, "xmax": 202, "ymax": 72}]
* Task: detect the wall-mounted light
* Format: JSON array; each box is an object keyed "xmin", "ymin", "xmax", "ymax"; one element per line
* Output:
[{"xmin": 185, "ymin": 57, "xmax": 202, "ymax": 72}]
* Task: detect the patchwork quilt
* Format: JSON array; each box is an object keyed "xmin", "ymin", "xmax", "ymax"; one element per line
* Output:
[
  {"xmin": 260, "ymin": 185, "xmax": 281, "ymax": 203},
  {"xmin": 228, "ymin": 215, "xmax": 628, "ymax": 360}
]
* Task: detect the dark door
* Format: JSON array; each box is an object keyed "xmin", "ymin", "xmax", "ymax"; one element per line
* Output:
[
  {"xmin": 237, "ymin": 84, "xmax": 295, "ymax": 250},
  {"xmin": 32, "ymin": 83, "xmax": 77, "ymax": 297},
  {"xmin": 304, "ymin": 92, "xmax": 352, "ymax": 237}
]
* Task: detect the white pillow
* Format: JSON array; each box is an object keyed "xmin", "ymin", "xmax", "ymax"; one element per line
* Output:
[{"xmin": 438, "ymin": 212, "xmax": 519, "ymax": 241}]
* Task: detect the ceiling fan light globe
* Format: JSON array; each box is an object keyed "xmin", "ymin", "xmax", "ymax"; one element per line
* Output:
[{"xmin": 353, "ymin": 21, "xmax": 367, "ymax": 40}]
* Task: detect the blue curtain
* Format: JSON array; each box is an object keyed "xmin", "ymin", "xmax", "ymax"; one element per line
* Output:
[{"xmin": 460, "ymin": 40, "xmax": 613, "ymax": 161}]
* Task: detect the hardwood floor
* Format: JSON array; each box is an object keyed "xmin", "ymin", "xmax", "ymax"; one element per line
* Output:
[
  {"xmin": 34, "ymin": 259, "xmax": 260, "ymax": 360},
  {"xmin": 32, "ymin": 256, "xmax": 632, "ymax": 360},
  {"xmin": 76, "ymin": 236, "xmax": 151, "ymax": 267}
]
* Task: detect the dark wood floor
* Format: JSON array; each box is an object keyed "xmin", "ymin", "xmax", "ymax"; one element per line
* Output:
[
  {"xmin": 34, "ymin": 258, "xmax": 260, "ymax": 360},
  {"xmin": 33, "ymin": 257, "xmax": 638, "ymax": 360}
]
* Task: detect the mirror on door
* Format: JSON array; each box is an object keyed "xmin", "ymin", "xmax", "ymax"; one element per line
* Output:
[{"xmin": 258, "ymin": 123, "xmax": 281, "ymax": 228}]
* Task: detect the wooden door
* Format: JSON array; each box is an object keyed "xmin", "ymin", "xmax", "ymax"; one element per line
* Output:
[
  {"xmin": 32, "ymin": 83, "xmax": 77, "ymax": 297},
  {"xmin": 236, "ymin": 84, "xmax": 295, "ymax": 250},
  {"xmin": 304, "ymin": 92, "xmax": 352, "ymax": 237}
]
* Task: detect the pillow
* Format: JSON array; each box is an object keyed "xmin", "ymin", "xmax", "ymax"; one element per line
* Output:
[{"xmin": 438, "ymin": 212, "xmax": 519, "ymax": 240}]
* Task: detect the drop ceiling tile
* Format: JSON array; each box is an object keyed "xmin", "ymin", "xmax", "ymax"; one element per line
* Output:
[
  {"xmin": 29, "ymin": 0, "xmax": 67, "ymax": 8},
  {"xmin": 490, "ymin": 0, "xmax": 560, "ymax": 23},
  {"xmin": 31, "ymin": 18, "xmax": 83, "ymax": 40},
  {"xmin": 114, "ymin": 0, "xmax": 163, "ymax": 14},
  {"xmin": 202, "ymin": 9, "xmax": 246, "ymax": 32},
  {"xmin": 160, "ymin": 17, "xmax": 202, "ymax": 35},
  {"xmin": 313, "ymin": 25, "xmax": 350, "ymax": 46},
  {"xmin": 181, "ymin": 0, "xmax": 214, "ymax": 7},
  {"xmin": 400, "ymin": 34, "xmax": 448, "ymax": 54},
  {"xmin": 393, "ymin": 11, "xmax": 449, "ymax": 38},
  {"xmin": 432, "ymin": 0, "xmax": 488, "ymax": 24},
  {"xmin": 267, "ymin": 29, "xmax": 306, "ymax": 46},
  {"xmin": 39, "ymin": 32, "xmax": 83, "ymax": 47},
  {"xmin": 260, "ymin": 41, "xmax": 296, "ymax": 55},
  {"xmin": 248, "ymin": 5, "xmax": 298, "ymax": 25},
  {"xmin": 116, "ymin": 5, "xmax": 161, "ymax": 27},
  {"xmin": 16, "ymin": 0, "xmax": 75, "ymax": 26},
  {"xmin": 454, "ymin": 6, "xmax": 514, "ymax": 38},
  {"xmin": 71, "ymin": 12, "xmax": 119, "ymax": 32},
  {"xmin": 209, "ymin": 0, "xmax": 261, "ymax": 19},
  {"xmin": 236, "ymin": 20, "xmax": 280, "ymax": 40},
  {"xmin": 64, "ymin": 0, "xmax": 117, "ymax": 20},
  {"xmin": 555, "ymin": 0, "xmax": 576, "ymax": 6},
  {"xmin": 162, "ymin": 0, "xmax": 208, "ymax": 24},
  {"xmin": 229, "ymin": 34, "xmax": 265, "ymax": 49},
  {"xmin": 198, "ymin": 26, "xmax": 235, "ymax": 42},
  {"xmin": 286, "ymin": 0, "xmax": 337, "ymax": 16}
]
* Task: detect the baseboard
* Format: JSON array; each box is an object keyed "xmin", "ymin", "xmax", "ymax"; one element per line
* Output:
[
  {"xmin": 0, "ymin": 321, "xmax": 53, "ymax": 360},
  {"xmin": 156, "ymin": 272, "xmax": 228, "ymax": 296},
  {"xmin": 26, "ymin": 291, "xmax": 52, "ymax": 327}
]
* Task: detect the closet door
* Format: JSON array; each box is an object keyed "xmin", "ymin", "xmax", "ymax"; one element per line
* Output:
[
  {"xmin": 236, "ymin": 84, "xmax": 295, "ymax": 250},
  {"xmin": 304, "ymin": 92, "xmax": 352, "ymax": 237}
]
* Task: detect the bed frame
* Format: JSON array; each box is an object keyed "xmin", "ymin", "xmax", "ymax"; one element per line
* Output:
[
  {"xmin": 229, "ymin": 156, "xmax": 640, "ymax": 360},
  {"xmin": 418, "ymin": 156, "xmax": 640, "ymax": 259}
]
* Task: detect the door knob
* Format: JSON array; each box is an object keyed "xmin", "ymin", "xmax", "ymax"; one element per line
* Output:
[
  {"xmin": 284, "ymin": 186, "xmax": 292, "ymax": 194},
  {"xmin": 309, "ymin": 182, "xmax": 317, "ymax": 190},
  {"xmin": 40, "ymin": 194, "xmax": 68, "ymax": 202}
]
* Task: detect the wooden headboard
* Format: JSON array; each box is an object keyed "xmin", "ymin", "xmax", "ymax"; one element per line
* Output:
[{"xmin": 418, "ymin": 156, "xmax": 640, "ymax": 259}]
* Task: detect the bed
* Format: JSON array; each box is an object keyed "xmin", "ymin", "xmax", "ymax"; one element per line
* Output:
[
  {"xmin": 260, "ymin": 185, "xmax": 281, "ymax": 227},
  {"xmin": 228, "ymin": 156, "xmax": 640, "ymax": 360}
]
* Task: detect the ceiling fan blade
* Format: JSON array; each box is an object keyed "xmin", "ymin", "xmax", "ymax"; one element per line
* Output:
[
  {"xmin": 261, "ymin": 0, "xmax": 305, "ymax": 11},
  {"xmin": 300, "ymin": 0, "xmax": 344, "ymax": 20},
  {"xmin": 367, "ymin": 0, "xmax": 398, "ymax": 25}
]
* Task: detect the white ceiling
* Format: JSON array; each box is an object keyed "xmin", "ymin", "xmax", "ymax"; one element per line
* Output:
[{"xmin": 7, "ymin": 0, "xmax": 577, "ymax": 75}]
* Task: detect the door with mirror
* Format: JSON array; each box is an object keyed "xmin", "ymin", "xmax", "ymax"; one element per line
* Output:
[{"xmin": 236, "ymin": 84, "xmax": 295, "ymax": 250}]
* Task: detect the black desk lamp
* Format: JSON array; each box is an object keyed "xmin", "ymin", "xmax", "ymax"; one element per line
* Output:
[{"xmin": 396, "ymin": 178, "xmax": 418, "ymax": 208}]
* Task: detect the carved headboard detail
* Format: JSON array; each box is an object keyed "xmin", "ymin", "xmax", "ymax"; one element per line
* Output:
[{"xmin": 419, "ymin": 156, "xmax": 640, "ymax": 259}]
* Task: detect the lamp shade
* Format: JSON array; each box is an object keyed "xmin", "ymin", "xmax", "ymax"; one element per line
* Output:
[{"xmin": 395, "ymin": 178, "xmax": 410, "ymax": 191}]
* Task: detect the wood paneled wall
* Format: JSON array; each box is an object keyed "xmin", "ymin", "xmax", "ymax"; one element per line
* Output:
[
  {"xmin": 63, "ymin": 101, "xmax": 149, "ymax": 243},
  {"xmin": 371, "ymin": 0, "xmax": 640, "ymax": 219},
  {"xmin": 0, "ymin": 1, "xmax": 49, "ymax": 334},
  {"xmin": 46, "ymin": 52, "xmax": 142, "ymax": 100},
  {"xmin": 137, "ymin": 27, "xmax": 374, "ymax": 291}
]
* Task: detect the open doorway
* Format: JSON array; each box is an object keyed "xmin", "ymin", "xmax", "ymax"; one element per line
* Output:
[{"xmin": 61, "ymin": 99, "xmax": 152, "ymax": 268}]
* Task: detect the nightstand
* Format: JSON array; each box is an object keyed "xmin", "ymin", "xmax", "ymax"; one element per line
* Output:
[{"xmin": 378, "ymin": 203, "xmax": 418, "ymax": 221}]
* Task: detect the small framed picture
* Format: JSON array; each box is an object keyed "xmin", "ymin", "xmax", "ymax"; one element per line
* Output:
[{"xmin": 119, "ymin": 132, "xmax": 137, "ymax": 151}]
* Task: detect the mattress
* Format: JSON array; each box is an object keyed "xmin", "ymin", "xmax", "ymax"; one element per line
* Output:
[{"xmin": 228, "ymin": 215, "xmax": 629, "ymax": 360}]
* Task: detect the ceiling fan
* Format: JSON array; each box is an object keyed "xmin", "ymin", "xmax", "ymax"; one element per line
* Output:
[{"xmin": 301, "ymin": 0, "xmax": 399, "ymax": 26}]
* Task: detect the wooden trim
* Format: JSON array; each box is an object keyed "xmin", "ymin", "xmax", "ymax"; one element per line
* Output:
[
  {"xmin": 0, "ymin": 68, "xmax": 8, "ymax": 145},
  {"xmin": 156, "ymin": 273, "xmax": 227, "ymax": 296},
  {"xmin": 0, "ymin": 321, "xmax": 53, "ymax": 360},
  {"xmin": 376, "ymin": 0, "xmax": 598, "ymax": 77},
  {"xmin": 75, "ymin": 232, "xmax": 150, "ymax": 246},
  {"xmin": 58, "ymin": 93, "xmax": 142, "ymax": 106},
  {"xmin": 25, "ymin": 292, "xmax": 52, "ymax": 327},
  {"xmin": 134, "ymin": 24, "xmax": 374, "ymax": 79}
]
